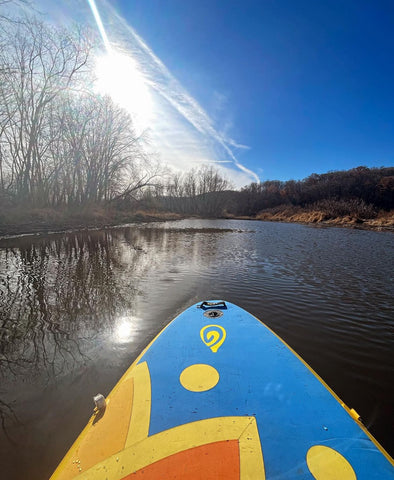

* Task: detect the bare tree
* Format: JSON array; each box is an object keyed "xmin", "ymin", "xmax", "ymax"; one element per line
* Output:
[
  {"xmin": 0, "ymin": 0, "xmax": 30, "ymax": 22},
  {"xmin": 0, "ymin": 15, "xmax": 90, "ymax": 204},
  {"xmin": 162, "ymin": 165, "xmax": 232, "ymax": 216},
  {"xmin": 48, "ymin": 93, "xmax": 157, "ymax": 206}
]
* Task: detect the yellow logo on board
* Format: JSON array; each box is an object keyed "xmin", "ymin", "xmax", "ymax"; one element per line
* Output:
[{"xmin": 200, "ymin": 325, "xmax": 226, "ymax": 353}]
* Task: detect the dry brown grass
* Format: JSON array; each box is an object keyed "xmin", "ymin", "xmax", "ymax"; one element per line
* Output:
[
  {"xmin": 364, "ymin": 210, "xmax": 394, "ymax": 228},
  {"xmin": 254, "ymin": 205, "xmax": 394, "ymax": 231}
]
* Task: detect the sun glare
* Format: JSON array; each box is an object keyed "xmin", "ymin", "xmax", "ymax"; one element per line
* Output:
[
  {"xmin": 113, "ymin": 316, "xmax": 138, "ymax": 344},
  {"xmin": 94, "ymin": 52, "xmax": 153, "ymax": 131}
]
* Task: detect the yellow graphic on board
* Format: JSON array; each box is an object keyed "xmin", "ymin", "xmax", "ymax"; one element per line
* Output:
[
  {"xmin": 200, "ymin": 325, "xmax": 226, "ymax": 352},
  {"xmin": 180, "ymin": 364, "xmax": 220, "ymax": 392},
  {"xmin": 50, "ymin": 361, "xmax": 151, "ymax": 480},
  {"xmin": 307, "ymin": 445, "xmax": 357, "ymax": 480}
]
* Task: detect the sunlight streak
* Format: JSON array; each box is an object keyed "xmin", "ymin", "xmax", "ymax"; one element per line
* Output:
[
  {"xmin": 87, "ymin": 0, "xmax": 153, "ymax": 132},
  {"xmin": 85, "ymin": 0, "xmax": 259, "ymax": 184},
  {"xmin": 87, "ymin": 0, "xmax": 111, "ymax": 51},
  {"xmin": 121, "ymin": 25, "xmax": 260, "ymax": 183}
]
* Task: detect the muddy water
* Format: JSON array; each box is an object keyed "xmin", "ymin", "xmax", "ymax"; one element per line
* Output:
[{"xmin": 0, "ymin": 219, "xmax": 393, "ymax": 479}]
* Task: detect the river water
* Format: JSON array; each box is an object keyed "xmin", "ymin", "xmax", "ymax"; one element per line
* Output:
[{"xmin": 0, "ymin": 219, "xmax": 393, "ymax": 478}]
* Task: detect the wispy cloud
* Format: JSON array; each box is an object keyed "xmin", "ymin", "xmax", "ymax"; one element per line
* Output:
[
  {"xmin": 37, "ymin": 0, "xmax": 260, "ymax": 186},
  {"xmin": 120, "ymin": 22, "xmax": 259, "ymax": 182},
  {"xmin": 227, "ymin": 139, "xmax": 251, "ymax": 151}
]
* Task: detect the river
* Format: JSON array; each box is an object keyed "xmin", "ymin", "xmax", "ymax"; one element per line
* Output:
[{"xmin": 0, "ymin": 219, "xmax": 393, "ymax": 479}]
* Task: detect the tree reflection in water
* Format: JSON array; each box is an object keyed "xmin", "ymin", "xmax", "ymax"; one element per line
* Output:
[
  {"xmin": 0, "ymin": 225, "xmax": 223, "ymax": 432},
  {"xmin": 0, "ymin": 230, "xmax": 144, "ymax": 425}
]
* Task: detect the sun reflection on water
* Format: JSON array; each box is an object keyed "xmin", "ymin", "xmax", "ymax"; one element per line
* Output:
[{"xmin": 114, "ymin": 316, "xmax": 139, "ymax": 344}]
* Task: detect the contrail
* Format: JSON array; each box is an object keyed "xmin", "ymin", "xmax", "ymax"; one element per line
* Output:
[
  {"xmin": 122, "ymin": 25, "xmax": 260, "ymax": 183},
  {"xmin": 86, "ymin": 0, "xmax": 111, "ymax": 52},
  {"xmin": 86, "ymin": 0, "xmax": 260, "ymax": 183}
]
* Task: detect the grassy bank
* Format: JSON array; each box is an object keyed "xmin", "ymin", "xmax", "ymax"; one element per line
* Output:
[
  {"xmin": 0, "ymin": 207, "xmax": 183, "ymax": 237},
  {"xmin": 1, "ymin": 204, "xmax": 393, "ymax": 238},
  {"xmin": 252, "ymin": 205, "xmax": 394, "ymax": 231}
]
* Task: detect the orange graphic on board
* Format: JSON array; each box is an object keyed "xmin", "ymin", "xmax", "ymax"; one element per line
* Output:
[{"xmin": 125, "ymin": 440, "xmax": 240, "ymax": 480}]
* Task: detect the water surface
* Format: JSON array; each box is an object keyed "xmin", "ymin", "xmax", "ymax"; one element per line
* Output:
[{"xmin": 0, "ymin": 219, "xmax": 393, "ymax": 478}]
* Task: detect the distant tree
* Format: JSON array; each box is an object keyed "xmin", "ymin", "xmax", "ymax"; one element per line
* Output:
[{"xmin": 161, "ymin": 165, "xmax": 232, "ymax": 216}]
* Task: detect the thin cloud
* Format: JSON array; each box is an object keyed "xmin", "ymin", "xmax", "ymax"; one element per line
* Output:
[
  {"xmin": 97, "ymin": 0, "xmax": 260, "ymax": 183},
  {"xmin": 36, "ymin": 0, "xmax": 260, "ymax": 185},
  {"xmin": 227, "ymin": 139, "xmax": 251, "ymax": 151}
]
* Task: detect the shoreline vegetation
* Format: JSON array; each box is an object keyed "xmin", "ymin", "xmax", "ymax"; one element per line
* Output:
[
  {"xmin": 239, "ymin": 207, "xmax": 394, "ymax": 231},
  {"xmin": 0, "ymin": 204, "xmax": 393, "ymax": 238},
  {"xmin": 1, "ymin": 164, "xmax": 394, "ymax": 237},
  {"xmin": 1, "ymin": 164, "xmax": 393, "ymax": 237}
]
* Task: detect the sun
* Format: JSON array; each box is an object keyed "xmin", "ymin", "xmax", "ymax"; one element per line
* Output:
[{"xmin": 94, "ymin": 51, "xmax": 153, "ymax": 132}]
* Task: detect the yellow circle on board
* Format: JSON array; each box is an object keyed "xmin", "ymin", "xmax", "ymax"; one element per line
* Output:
[
  {"xmin": 179, "ymin": 364, "xmax": 220, "ymax": 392},
  {"xmin": 307, "ymin": 445, "xmax": 356, "ymax": 480}
]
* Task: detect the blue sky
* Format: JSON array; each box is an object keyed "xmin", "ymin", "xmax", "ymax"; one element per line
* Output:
[{"xmin": 36, "ymin": 0, "xmax": 394, "ymax": 185}]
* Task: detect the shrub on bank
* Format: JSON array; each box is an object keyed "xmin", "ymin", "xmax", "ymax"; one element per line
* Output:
[{"xmin": 312, "ymin": 199, "xmax": 378, "ymax": 219}]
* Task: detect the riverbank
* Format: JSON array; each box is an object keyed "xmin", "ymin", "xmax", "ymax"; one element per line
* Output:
[
  {"xmin": 251, "ymin": 206, "xmax": 394, "ymax": 231},
  {"xmin": 0, "ymin": 207, "xmax": 183, "ymax": 237},
  {"xmin": 1, "ymin": 205, "xmax": 393, "ymax": 238}
]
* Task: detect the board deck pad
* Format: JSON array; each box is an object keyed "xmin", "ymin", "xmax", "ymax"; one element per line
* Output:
[{"xmin": 51, "ymin": 301, "xmax": 394, "ymax": 480}]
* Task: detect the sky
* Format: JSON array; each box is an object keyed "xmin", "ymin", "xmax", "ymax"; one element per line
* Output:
[{"xmin": 25, "ymin": 0, "xmax": 394, "ymax": 185}]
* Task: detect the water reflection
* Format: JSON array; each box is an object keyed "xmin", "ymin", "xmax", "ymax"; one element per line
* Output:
[
  {"xmin": 113, "ymin": 316, "xmax": 141, "ymax": 344},
  {"xmin": 1, "ymin": 232, "xmax": 134, "ymax": 378},
  {"xmin": 0, "ymin": 226, "xmax": 230, "ymax": 417},
  {"xmin": 0, "ymin": 229, "xmax": 203, "ymax": 373},
  {"xmin": 0, "ymin": 221, "xmax": 393, "ymax": 479}
]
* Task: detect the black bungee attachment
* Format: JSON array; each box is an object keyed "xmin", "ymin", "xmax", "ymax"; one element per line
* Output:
[{"xmin": 197, "ymin": 300, "xmax": 227, "ymax": 310}]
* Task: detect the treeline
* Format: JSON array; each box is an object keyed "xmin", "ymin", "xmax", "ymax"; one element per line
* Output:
[
  {"xmin": 233, "ymin": 166, "xmax": 394, "ymax": 218},
  {"xmin": 111, "ymin": 164, "xmax": 233, "ymax": 218},
  {"xmin": 135, "ymin": 166, "xmax": 393, "ymax": 219},
  {"xmin": 0, "ymin": 9, "xmax": 158, "ymax": 210}
]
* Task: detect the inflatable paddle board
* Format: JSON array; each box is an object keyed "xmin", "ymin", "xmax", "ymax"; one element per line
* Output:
[{"xmin": 51, "ymin": 300, "xmax": 394, "ymax": 479}]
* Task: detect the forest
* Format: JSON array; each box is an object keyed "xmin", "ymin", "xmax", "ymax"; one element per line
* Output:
[
  {"xmin": 0, "ymin": 6, "xmax": 393, "ymax": 232},
  {"xmin": 147, "ymin": 165, "xmax": 394, "ymax": 221},
  {"xmin": 0, "ymin": 10, "xmax": 162, "ymax": 208}
]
